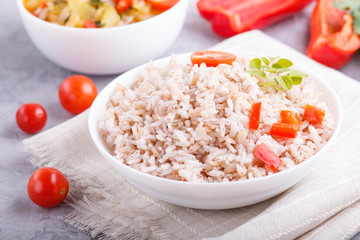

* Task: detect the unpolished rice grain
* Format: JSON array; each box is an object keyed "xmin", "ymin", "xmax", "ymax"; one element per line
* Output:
[{"xmin": 99, "ymin": 55, "xmax": 335, "ymax": 182}]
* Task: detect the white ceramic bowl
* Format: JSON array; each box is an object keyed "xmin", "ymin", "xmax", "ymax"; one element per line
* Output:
[
  {"xmin": 88, "ymin": 53, "xmax": 342, "ymax": 209},
  {"xmin": 16, "ymin": 0, "xmax": 189, "ymax": 75}
]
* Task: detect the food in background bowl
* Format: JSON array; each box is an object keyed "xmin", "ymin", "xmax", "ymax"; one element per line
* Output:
[
  {"xmin": 88, "ymin": 51, "xmax": 341, "ymax": 209},
  {"xmin": 24, "ymin": 0, "xmax": 178, "ymax": 28},
  {"xmin": 16, "ymin": 0, "xmax": 189, "ymax": 74},
  {"xmin": 99, "ymin": 51, "xmax": 335, "ymax": 182}
]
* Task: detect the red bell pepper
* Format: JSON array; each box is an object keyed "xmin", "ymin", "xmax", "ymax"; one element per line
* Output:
[
  {"xmin": 270, "ymin": 122, "xmax": 300, "ymax": 138},
  {"xmin": 249, "ymin": 102, "xmax": 262, "ymax": 130},
  {"xmin": 280, "ymin": 110, "xmax": 302, "ymax": 125},
  {"xmin": 304, "ymin": 104, "xmax": 325, "ymax": 125},
  {"xmin": 306, "ymin": 0, "xmax": 360, "ymax": 69},
  {"xmin": 254, "ymin": 143, "xmax": 282, "ymax": 171},
  {"xmin": 196, "ymin": 0, "xmax": 313, "ymax": 37},
  {"xmin": 83, "ymin": 20, "xmax": 98, "ymax": 28}
]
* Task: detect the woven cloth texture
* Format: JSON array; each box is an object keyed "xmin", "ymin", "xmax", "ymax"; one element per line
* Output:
[{"xmin": 24, "ymin": 30, "xmax": 360, "ymax": 240}]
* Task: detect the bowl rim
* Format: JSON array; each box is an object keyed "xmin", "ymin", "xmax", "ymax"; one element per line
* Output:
[
  {"xmin": 16, "ymin": 0, "xmax": 188, "ymax": 32},
  {"xmin": 88, "ymin": 51, "xmax": 343, "ymax": 187}
]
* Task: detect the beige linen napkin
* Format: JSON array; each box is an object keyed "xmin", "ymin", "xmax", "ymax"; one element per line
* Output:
[{"xmin": 24, "ymin": 30, "xmax": 360, "ymax": 240}]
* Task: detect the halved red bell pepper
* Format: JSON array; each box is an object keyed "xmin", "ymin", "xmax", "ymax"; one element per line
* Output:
[
  {"xmin": 254, "ymin": 143, "xmax": 282, "ymax": 171},
  {"xmin": 196, "ymin": 0, "xmax": 313, "ymax": 37},
  {"xmin": 306, "ymin": 0, "xmax": 360, "ymax": 69}
]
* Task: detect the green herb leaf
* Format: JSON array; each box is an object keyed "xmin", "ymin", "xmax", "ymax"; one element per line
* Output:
[
  {"xmin": 268, "ymin": 56, "xmax": 279, "ymax": 62},
  {"xmin": 272, "ymin": 63, "xmax": 282, "ymax": 69},
  {"xmin": 289, "ymin": 70, "xmax": 308, "ymax": 78},
  {"xmin": 261, "ymin": 57, "xmax": 270, "ymax": 65},
  {"xmin": 276, "ymin": 58, "xmax": 293, "ymax": 68},
  {"xmin": 333, "ymin": 0, "xmax": 360, "ymax": 34},
  {"xmin": 275, "ymin": 76, "xmax": 287, "ymax": 90},
  {"xmin": 281, "ymin": 75, "xmax": 293, "ymax": 90},
  {"xmin": 249, "ymin": 58, "xmax": 262, "ymax": 69},
  {"xmin": 276, "ymin": 68, "xmax": 291, "ymax": 73},
  {"xmin": 274, "ymin": 76, "xmax": 280, "ymax": 84},
  {"xmin": 291, "ymin": 76, "xmax": 302, "ymax": 85},
  {"xmin": 265, "ymin": 67, "xmax": 278, "ymax": 73},
  {"xmin": 266, "ymin": 67, "xmax": 289, "ymax": 73},
  {"xmin": 258, "ymin": 82, "xmax": 277, "ymax": 86},
  {"xmin": 246, "ymin": 70, "xmax": 266, "ymax": 78},
  {"xmin": 247, "ymin": 57, "xmax": 308, "ymax": 94}
]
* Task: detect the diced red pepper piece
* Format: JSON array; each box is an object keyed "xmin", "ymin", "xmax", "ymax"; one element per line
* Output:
[
  {"xmin": 249, "ymin": 102, "xmax": 262, "ymax": 130},
  {"xmin": 306, "ymin": 0, "xmax": 360, "ymax": 69},
  {"xmin": 254, "ymin": 143, "xmax": 282, "ymax": 171},
  {"xmin": 270, "ymin": 122, "xmax": 299, "ymax": 138},
  {"xmin": 196, "ymin": 0, "xmax": 313, "ymax": 37},
  {"xmin": 280, "ymin": 110, "xmax": 302, "ymax": 125},
  {"xmin": 114, "ymin": 0, "xmax": 132, "ymax": 13},
  {"xmin": 83, "ymin": 20, "xmax": 98, "ymax": 28},
  {"xmin": 304, "ymin": 104, "xmax": 325, "ymax": 125}
]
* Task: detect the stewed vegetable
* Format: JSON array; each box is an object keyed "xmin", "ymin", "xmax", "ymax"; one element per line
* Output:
[{"xmin": 24, "ymin": 0, "xmax": 178, "ymax": 28}]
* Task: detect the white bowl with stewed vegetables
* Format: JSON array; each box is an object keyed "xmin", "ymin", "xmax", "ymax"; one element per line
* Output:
[{"xmin": 16, "ymin": 0, "xmax": 189, "ymax": 75}]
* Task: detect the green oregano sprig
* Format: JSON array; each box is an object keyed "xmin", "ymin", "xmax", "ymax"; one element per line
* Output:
[{"xmin": 246, "ymin": 57, "xmax": 308, "ymax": 94}]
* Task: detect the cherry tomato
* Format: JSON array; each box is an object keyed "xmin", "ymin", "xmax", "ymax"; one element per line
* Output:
[
  {"xmin": 27, "ymin": 167, "xmax": 69, "ymax": 208},
  {"xmin": 191, "ymin": 50, "xmax": 237, "ymax": 67},
  {"xmin": 58, "ymin": 75, "xmax": 97, "ymax": 114},
  {"xmin": 83, "ymin": 20, "xmax": 98, "ymax": 28},
  {"xmin": 16, "ymin": 103, "xmax": 47, "ymax": 134},
  {"xmin": 114, "ymin": 0, "xmax": 132, "ymax": 13},
  {"xmin": 148, "ymin": 0, "xmax": 179, "ymax": 11}
]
